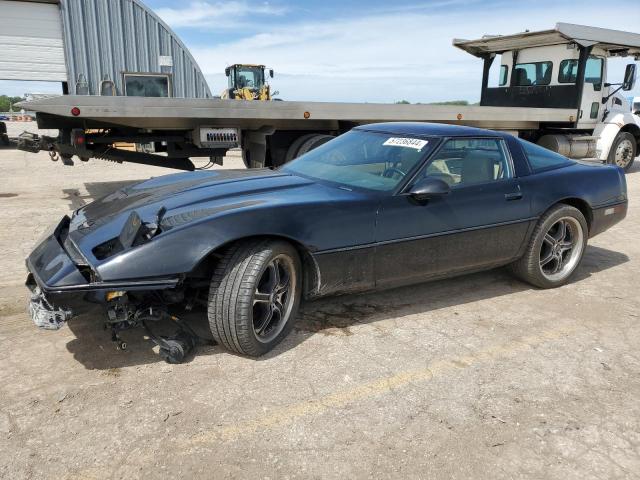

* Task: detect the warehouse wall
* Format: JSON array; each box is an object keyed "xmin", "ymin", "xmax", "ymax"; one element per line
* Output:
[
  {"xmin": 0, "ymin": 1, "xmax": 67, "ymax": 82},
  {"xmin": 58, "ymin": 0, "xmax": 211, "ymax": 98}
]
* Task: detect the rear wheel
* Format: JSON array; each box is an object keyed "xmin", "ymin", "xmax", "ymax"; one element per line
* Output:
[
  {"xmin": 509, "ymin": 204, "xmax": 588, "ymax": 288},
  {"xmin": 208, "ymin": 240, "xmax": 301, "ymax": 356},
  {"xmin": 607, "ymin": 132, "xmax": 636, "ymax": 171},
  {"xmin": 284, "ymin": 133, "xmax": 334, "ymax": 163}
]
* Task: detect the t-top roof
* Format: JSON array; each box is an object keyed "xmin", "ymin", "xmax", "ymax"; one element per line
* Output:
[{"xmin": 454, "ymin": 23, "xmax": 640, "ymax": 58}]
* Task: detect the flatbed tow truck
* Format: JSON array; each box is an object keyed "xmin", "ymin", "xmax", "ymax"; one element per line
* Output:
[{"xmin": 17, "ymin": 23, "xmax": 640, "ymax": 171}]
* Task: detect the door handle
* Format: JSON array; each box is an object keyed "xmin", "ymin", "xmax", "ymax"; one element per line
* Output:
[{"xmin": 504, "ymin": 192, "xmax": 523, "ymax": 201}]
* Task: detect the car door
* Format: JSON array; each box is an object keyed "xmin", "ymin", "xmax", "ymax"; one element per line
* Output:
[{"xmin": 374, "ymin": 136, "xmax": 532, "ymax": 288}]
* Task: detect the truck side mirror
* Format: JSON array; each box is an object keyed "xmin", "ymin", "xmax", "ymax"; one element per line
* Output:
[
  {"xmin": 225, "ymin": 67, "xmax": 230, "ymax": 77},
  {"xmin": 269, "ymin": 69, "xmax": 274, "ymax": 78},
  {"xmin": 623, "ymin": 64, "xmax": 636, "ymax": 91}
]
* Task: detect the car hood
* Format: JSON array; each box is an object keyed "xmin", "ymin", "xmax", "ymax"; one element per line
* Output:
[{"xmin": 67, "ymin": 168, "xmax": 316, "ymax": 259}]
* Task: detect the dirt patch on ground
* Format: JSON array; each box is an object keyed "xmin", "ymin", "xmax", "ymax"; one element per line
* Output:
[{"xmin": 1, "ymin": 148, "xmax": 640, "ymax": 479}]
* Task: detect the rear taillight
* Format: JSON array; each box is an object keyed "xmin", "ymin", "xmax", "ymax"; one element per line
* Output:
[{"xmin": 71, "ymin": 129, "xmax": 86, "ymax": 147}]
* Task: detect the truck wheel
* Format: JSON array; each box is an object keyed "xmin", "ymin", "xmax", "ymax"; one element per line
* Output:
[
  {"xmin": 509, "ymin": 204, "xmax": 588, "ymax": 289},
  {"xmin": 284, "ymin": 134, "xmax": 320, "ymax": 163},
  {"xmin": 208, "ymin": 239, "xmax": 302, "ymax": 356},
  {"xmin": 607, "ymin": 132, "xmax": 636, "ymax": 171},
  {"xmin": 296, "ymin": 134, "xmax": 334, "ymax": 157},
  {"xmin": 284, "ymin": 133, "xmax": 334, "ymax": 163}
]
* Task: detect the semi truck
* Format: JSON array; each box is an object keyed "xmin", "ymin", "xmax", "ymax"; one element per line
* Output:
[{"xmin": 17, "ymin": 23, "xmax": 640, "ymax": 171}]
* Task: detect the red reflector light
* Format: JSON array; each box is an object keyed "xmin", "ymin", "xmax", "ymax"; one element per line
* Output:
[{"xmin": 71, "ymin": 107, "xmax": 81, "ymax": 116}]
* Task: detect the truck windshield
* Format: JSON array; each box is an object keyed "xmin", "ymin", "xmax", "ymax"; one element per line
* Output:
[
  {"xmin": 558, "ymin": 56, "xmax": 603, "ymax": 88},
  {"xmin": 281, "ymin": 130, "xmax": 435, "ymax": 191}
]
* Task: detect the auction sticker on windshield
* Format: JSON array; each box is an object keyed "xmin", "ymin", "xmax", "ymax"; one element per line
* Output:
[{"xmin": 383, "ymin": 137, "xmax": 428, "ymax": 151}]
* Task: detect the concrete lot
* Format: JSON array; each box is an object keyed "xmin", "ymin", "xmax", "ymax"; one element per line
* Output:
[{"xmin": 1, "ymin": 134, "xmax": 639, "ymax": 479}]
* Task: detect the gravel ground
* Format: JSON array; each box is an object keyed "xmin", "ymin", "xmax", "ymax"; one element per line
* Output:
[{"xmin": 1, "ymin": 140, "xmax": 639, "ymax": 479}]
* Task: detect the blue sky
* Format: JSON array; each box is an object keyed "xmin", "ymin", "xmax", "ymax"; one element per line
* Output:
[
  {"xmin": 153, "ymin": 0, "xmax": 640, "ymax": 102},
  {"xmin": 2, "ymin": 0, "xmax": 640, "ymax": 102}
]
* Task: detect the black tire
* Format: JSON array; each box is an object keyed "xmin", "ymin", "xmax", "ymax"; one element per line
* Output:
[
  {"xmin": 284, "ymin": 133, "xmax": 334, "ymax": 164},
  {"xmin": 509, "ymin": 204, "xmax": 588, "ymax": 289},
  {"xmin": 295, "ymin": 134, "xmax": 334, "ymax": 157},
  {"xmin": 607, "ymin": 131, "xmax": 636, "ymax": 171},
  {"xmin": 208, "ymin": 239, "xmax": 302, "ymax": 356}
]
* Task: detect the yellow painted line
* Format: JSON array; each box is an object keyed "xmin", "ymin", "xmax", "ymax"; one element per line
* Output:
[{"xmin": 188, "ymin": 325, "xmax": 577, "ymax": 446}]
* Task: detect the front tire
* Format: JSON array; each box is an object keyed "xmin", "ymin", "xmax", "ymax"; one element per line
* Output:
[
  {"xmin": 509, "ymin": 204, "xmax": 588, "ymax": 289},
  {"xmin": 208, "ymin": 240, "xmax": 302, "ymax": 356},
  {"xmin": 607, "ymin": 132, "xmax": 636, "ymax": 171}
]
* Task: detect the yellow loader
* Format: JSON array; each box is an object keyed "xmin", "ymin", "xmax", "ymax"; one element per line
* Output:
[{"xmin": 221, "ymin": 64, "xmax": 278, "ymax": 101}]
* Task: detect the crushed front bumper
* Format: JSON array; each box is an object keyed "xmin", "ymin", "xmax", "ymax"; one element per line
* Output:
[
  {"xmin": 28, "ymin": 286, "xmax": 73, "ymax": 330},
  {"xmin": 25, "ymin": 217, "xmax": 181, "ymax": 329}
]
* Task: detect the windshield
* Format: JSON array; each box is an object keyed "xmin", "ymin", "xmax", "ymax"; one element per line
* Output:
[
  {"xmin": 281, "ymin": 130, "xmax": 436, "ymax": 191},
  {"xmin": 232, "ymin": 66, "xmax": 265, "ymax": 89}
]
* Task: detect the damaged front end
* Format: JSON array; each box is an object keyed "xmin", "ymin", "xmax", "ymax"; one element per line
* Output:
[
  {"xmin": 25, "ymin": 215, "xmax": 207, "ymax": 363},
  {"xmin": 28, "ymin": 286, "xmax": 73, "ymax": 330}
]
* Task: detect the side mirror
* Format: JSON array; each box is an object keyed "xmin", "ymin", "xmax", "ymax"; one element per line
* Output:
[
  {"xmin": 408, "ymin": 177, "xmax": 450, "ymax": 202},
  {"xmin": 224, "ymin": 67, "xmax": 230, "ymax": 77},
  {"xmin": 269, "ymin": 69, "xmax": 274, "ymax": 78},
  {"xmin": 623, "ymin": 63, "xmax": 636, "ymax": 91}
]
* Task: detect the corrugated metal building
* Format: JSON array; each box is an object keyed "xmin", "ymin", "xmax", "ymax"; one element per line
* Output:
[{"xmin": 0, "ymin": 0, "xmax": 212, "ymax": 98}]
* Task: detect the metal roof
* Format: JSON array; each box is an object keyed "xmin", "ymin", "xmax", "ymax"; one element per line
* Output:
[
  {"xmin": 454, "ymin": 23, "xmax": 640, "ymax": 58},
  {"xmin": 60, "ymin": 0, "xmax": 212, "ymax": 98}
]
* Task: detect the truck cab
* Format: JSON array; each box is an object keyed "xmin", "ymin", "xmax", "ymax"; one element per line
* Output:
[
  {"xmin": 455, "ymin": 23, "xmax": 640, "ymax": 168},
  {"xmin": 488, "ymin": 44, "xmax": 607, "ymax": 129}
]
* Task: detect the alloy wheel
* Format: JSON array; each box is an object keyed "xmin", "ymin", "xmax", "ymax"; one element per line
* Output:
[
  {"xmin": 252, "ymin": 255, "xmax": 296, "ymax": 343},
  {"xmin": 539, "ymin": 217, "xmax": 584, "ymax": 282}
]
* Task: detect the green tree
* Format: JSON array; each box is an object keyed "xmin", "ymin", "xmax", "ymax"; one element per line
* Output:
[
  {"xmin": 0, "ymin": 95, "xmax": 25, "ymax": 112},
  {"xmin": 395, "ymin": 100, "xmax": 411, "ymax": 104},
  {"xmin": 427, "ymin": 100, "xmax": 469, "ymax": 106}
]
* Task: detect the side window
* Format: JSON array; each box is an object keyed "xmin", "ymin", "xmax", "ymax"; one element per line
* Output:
[
  {"xmin": 558, "ymin": 56, "xmax": 603, "ymax": 90},
  {"xmin": 558, "ymin": 59, "xmax": 578, "ymax": 83},
  {"xmin": 123, "ymin": 73, "xmax": 171, "ymax": 97},
  {"xmin": 422, "ymin": 138, "xmax": 512, "ymax": 187},
  {"xmin": 499, "ymin": 65, "xmax": 508, "ymax": 86},
  {"xmin": 513, "ymin": 62, "xmax": 553, "ymax": 86},
  {"xmin": 585, "ymin": 57, "xmax": 603, "ymax": 91},
  {"xmin": 519, "ymin": 139, "xmax": 573, "ymax": 172}
]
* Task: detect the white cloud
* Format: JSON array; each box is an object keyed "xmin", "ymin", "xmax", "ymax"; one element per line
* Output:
[
  {"xmin": 184, "ymin": 1, "xmax": 640, "ymax": 103},
  {"xmin": 155, "ymin": 1, "xmax": 287, "ymax": 28}
]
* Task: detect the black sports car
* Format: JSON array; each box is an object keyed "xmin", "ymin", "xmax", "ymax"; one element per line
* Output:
[{"xmin": 26, "ymin": 123, "xmax": 628, "ymax": 361}]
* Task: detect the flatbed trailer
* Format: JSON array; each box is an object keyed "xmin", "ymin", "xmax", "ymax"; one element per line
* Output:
[
  {"xmin": 20, "ymin": 95, "xmax": 577, "ymax": 169},
  {"xmin": 17, "ymin": 23, "xmax": 640, "ymax": 171}
]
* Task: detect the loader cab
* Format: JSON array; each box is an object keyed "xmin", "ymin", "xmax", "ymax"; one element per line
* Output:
[
  {"xmin": 454, "ymin": 23, "xmax": 640, "ymax": 128},
  {"xmin": 223, "ymin": 64, "xmax": 274, "ymax": 101}
]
